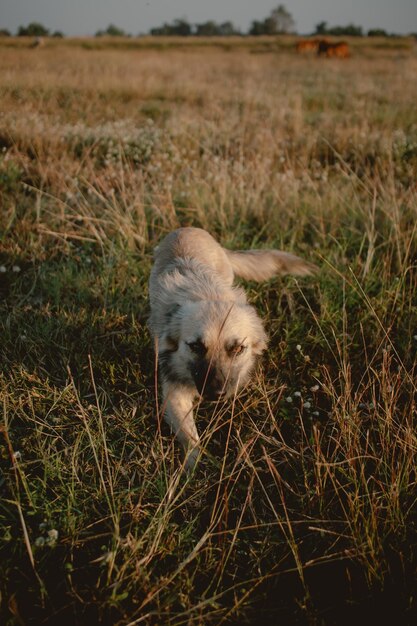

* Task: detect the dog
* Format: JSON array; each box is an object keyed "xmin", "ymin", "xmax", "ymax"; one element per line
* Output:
[{"xmin": 149, "ymin": 227, "xmax": 315, "ymax": 470}]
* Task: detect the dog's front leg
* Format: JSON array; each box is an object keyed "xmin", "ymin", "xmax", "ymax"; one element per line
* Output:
[{"xmin": 162, "ymin": 381, "xmax": 200, "ymax": 471}]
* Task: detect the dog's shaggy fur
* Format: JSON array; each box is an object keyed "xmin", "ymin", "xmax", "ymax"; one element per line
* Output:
[{"xmin": 149, "ymin": 227, "xmax": 315, "ymax": 470}]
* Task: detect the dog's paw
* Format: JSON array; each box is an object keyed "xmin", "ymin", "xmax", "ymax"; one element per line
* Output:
[{"xmin": 184, "ymin": 446, "xmax": 200, "ymax": 474}]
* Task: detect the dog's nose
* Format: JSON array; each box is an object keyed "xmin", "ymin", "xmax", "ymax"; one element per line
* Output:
[
  {"xmin": 193, "ymin": 364, "xmax": 225, "ymax": 399},
  {"xmin": 204, "ymin": 385, "xmax": 225, "ymax": 402},
  {"xmin": 207, "ymin": 385, "xmax": 225, "ymax": 400}
]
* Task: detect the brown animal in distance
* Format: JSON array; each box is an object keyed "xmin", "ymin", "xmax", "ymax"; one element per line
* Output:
[
  {"xmin": 317, "ymin": 40, "xmax": 350, "ymax": 58},
  {"xmin": 296, "ymin": 39, "xmax": 320, "ymax": 54}
]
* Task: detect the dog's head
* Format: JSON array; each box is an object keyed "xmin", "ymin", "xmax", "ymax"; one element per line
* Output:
[{"xmin": 159, "ymin": 301, "xmax": 267, "ymax": 400}]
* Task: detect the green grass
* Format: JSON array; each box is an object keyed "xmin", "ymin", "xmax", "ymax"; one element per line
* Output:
[{"xmin": 1, "ymin": 42, "xmax": 417, "ymax": 625}]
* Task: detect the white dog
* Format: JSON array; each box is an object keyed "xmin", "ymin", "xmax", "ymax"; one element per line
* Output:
[{"xmin": 149, "ymin": 227, "xmax": 315, "ymax": 470}]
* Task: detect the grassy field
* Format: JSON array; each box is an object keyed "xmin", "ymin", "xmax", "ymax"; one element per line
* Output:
[{"xmin": 1, "ymin": 37, "xmax": 417, "ymax": 625}]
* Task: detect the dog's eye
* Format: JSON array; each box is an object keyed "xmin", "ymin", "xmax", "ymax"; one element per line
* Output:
[
  {"xmin": 229, "ymin": 344, "xmax": 247, "ymax": 357},
  {"xmin": 187, "ymin": 340, "xmax": 207, "ymax": 355}
]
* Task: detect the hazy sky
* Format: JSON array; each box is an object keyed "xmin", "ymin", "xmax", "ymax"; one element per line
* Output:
[{"xmin": 2, "ymin": 0, "xmax": 416, "ymax": 36}]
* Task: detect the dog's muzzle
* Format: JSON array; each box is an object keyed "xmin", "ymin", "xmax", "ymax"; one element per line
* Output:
[{"xmin": 192, "ymin": 362, "xmax": 226, "ymax": 400}]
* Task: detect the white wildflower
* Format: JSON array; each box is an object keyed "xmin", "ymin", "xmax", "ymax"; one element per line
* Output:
[{"xmin": 46, "ymin": 529, "xmax": 58, "ymax": 545}]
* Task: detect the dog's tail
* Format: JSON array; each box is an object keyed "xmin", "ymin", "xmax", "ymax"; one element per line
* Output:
[{"xmin": 225, "ymin": 249, "xmax": 316, "ymax": 282}]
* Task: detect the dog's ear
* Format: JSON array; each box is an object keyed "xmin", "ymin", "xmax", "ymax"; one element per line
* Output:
[
  {"xmin": 243, "ymin": 305, "xmax": 268, "ymax": 354},
  {"xmin": 252, "ymin": 325, "xmax": 268, "ymax": 355},
  {"xmin": 252, "ymin": 336, "xmax": 268, "ymax": 355},
  {"xmin": 160, "ymin": 333, "xmax": 179, "ymax": 352},
  {"xmin": 160, "ymin": 304, "xmax": 180, "ymax": 351}
]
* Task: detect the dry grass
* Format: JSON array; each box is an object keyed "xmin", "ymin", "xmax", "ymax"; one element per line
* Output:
[{"xmin": 1, "ymin": 40, "xmax": 417, "ymax": 625}]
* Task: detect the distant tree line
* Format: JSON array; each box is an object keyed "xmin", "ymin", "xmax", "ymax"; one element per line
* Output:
[
  {"xmin": 314, "ymin": 21, "xmax": 403, "ymax": 37},
  {"xmin": 149, "ymin": 19, "xmax": 240, "ymax": 37},
  {"xmin": 0, "ymin": 7, "xmax": 413, "ymax": 40},
  {"xmin": 95, "ymin": 24, "xmax": 130, "ymax": 37},
  {"xmin": 314, "ymin": 21, "xmax": 363, "ymax": 37},
  {"xmin": 249, "ymin": 5, "xmax": 295, "ymax": 35},
  {"xmin": 149, "ymin": 5, "xmax": 295, "ymax": 36},
  {"xmin": 0, "ymin": 22, "xmax": 64, "ymax": 37}
]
